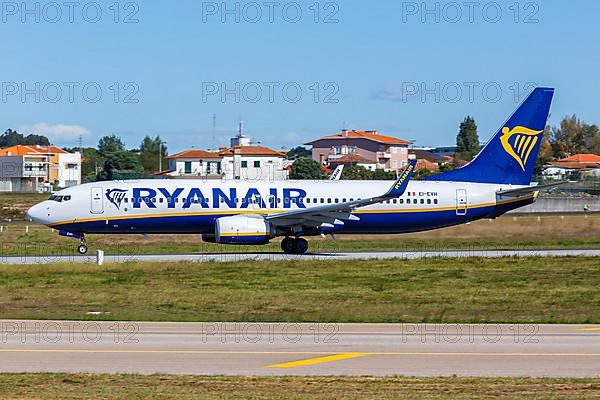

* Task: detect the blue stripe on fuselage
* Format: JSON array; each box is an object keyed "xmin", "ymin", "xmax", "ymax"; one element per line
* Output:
[{"xmin": 52, "ymin": 197, "xmax": 534, "ymax": 235}]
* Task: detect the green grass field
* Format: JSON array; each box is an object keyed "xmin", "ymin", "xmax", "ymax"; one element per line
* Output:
[
  {"xmin": 0, "ymin": 257, "xmax": 597, "ymax": 323},
  {"xmin": 1, "ymin": 214, "xmax": 599, "ymax": 256},
  {"xmin": 0, "ymin": 375, "xmax": 598, "ymax": 399}
]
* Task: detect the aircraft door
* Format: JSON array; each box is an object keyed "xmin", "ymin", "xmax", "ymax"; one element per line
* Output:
[
  {"xmin": 91, "ymin": 187, "xmax": 104, "ymax": 214},
  {"xmin": 456, "ymin": 189, "xmax": 467, "ymax": 216}
]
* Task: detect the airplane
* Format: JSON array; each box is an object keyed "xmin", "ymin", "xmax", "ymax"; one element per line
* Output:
[{"xmin": 28, "ymin": 87, "xmax": 557, "ymax": 255}]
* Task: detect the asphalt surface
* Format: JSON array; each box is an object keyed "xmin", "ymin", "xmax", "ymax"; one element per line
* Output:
[
  {"xmin": 0, "ymin": 321, "xmax": 598, "ymax": 377},
  {"xmin": 1, "ymin": 248, "xmax": 600, "ymax": 264}
]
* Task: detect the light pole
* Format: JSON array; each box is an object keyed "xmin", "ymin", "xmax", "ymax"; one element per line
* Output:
[{"xmin": 158, "ymin": 140, "xmax": 167, "ymax": 173}]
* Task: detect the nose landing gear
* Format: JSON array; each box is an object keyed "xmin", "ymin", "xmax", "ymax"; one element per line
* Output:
[
  {"xmin": 77, "ymin": 235, "xmax": 88, "ymax": 255},
  {"xmin": 281, "ymin": 237, "xmax": 309, "ymax": 254}
]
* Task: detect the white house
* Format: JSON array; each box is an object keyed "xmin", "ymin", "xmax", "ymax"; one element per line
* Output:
[
  {"xmin": 160, "ymin": 146, "xmax": 288, "ymax": 181},
  {"xmin": 165, "ymin": 150, "xmax": 223, "ymax": 178},
  {"xmin": 0, "ymin": 145, "xmax": 80, "ymax": 192},
  {"xmin": 543, "ymin": 154, "xmax": 600, "ymax": 180},
  {"xmin": 219, "ymin": 146, "xmax": 288, "ymax": 180}
]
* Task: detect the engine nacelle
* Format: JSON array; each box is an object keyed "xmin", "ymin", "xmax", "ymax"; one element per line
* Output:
[{"xmin": 215, "ymin": 215, "xmax": 272, "ymax": 245}]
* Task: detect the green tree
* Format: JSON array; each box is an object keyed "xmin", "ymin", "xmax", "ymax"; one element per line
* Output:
[
  {"xmin": 139, "ymin": 135, "xmax": 168, "ymax": 173},
  {"xmin": 0, "ymin": 129, "xmax": 50, "ymax": 147},
  {"xmin": 80, "ymin": 148, "xmax": 102, "ymax": 182},
  {"xmin": 583, "ymin": 123, "xmax": 600, "ymax": 154},
  {"xmin": 287, "ymin": 146, "xmax": 311, "ymax": 160},
  {"xmin": 98, "ymin": 134, "xmax": 125, "ymax": 156},
  {"xmin": 438, "ymin": 163, "xmax": 454, "ymax": 173},
  {"xmin": 290, "ymin": 157, "xmax": 326, "ymax": 179},
  {"xmin": 95, "ymin": 134, "xmax": 142, "ymax": 181},
  {"xmin": 455, "ymin": 116, "xmax": 480, "ymax": 161}
]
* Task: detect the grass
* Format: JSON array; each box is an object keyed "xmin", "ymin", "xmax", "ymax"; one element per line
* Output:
[
  {"xmin": 0, "ymin": 257, "xmax": 597, "ymax": 323},
  {"xmin": 0, "ymin": 193, "xmax": 46, "ymax": 221},
  {"xmin": 1, "ymin": 214, "xmax": 600, "ymax": 256},
  {"xmin": 0, "ymin": 375, "xmax": 598, "ymax": 399}
]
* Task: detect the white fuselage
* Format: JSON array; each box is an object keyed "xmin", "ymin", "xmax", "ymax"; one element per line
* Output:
[{"xmin": 27, "ymin": 179, "xmax": 533, "ymax": 236}]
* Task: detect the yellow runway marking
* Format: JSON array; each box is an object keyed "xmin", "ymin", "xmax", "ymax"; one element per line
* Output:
[
  {"xmin": 577, "ymin": 328, "xmax": 600, "ymax": 331},
  {"xmin": 265, "ymin": 353, "xmax": 371, "ymax": 369}
]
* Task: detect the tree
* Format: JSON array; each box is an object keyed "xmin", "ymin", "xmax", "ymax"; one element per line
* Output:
[
  {"xmin": 455, "ymin": 116, "xmax": 480, "ymax": 161},
  {"xmin": 95, "ymin": 134, "xmax": 142, "ymax": 181},
  {"xmin": 287, "ymin": 146, "xmax": 311, "ymax": 160},
  {"xmin": 340, "ymin": 166, "xmax": 395, "ymax": 180},
  {"xmin": 341, "ymin": 165, "xmax": 372, "ymax": 180},
  {"xmin": 139, "ymin": 135, "xmax": 168, "ymax": 173},
  {"xmin": 0, "ymin": 129, "xmax": 50, "ymax": 147},
  {"xmin": 534, "ymin": 124, "xmax": 554, "ymax": 176},
  {"xmin": 290, "ymin": 157, "xmax": 326, "ymax": 179},
  {"xmin": 98, "ymin": 134, "xmax": 125, "ymax": 156}
]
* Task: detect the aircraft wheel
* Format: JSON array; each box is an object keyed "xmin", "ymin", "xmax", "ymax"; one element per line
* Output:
[
  {"xmin": 77, "ymin": 244, "xmax": 88, "ymax": 255},
  {"xmin": 292, "ymin": 238, "xmax": 309, "ymax": 254},
  {"xmin": 281, "ymin": 237, "xmax": 295, "ymax": 253}
]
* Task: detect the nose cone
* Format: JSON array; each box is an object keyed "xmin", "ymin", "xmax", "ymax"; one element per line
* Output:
[{"xmin": 27, "ymin": 203, "xmax": 48, "ymax": 224}]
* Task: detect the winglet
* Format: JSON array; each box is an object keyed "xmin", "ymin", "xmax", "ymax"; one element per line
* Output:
[{"xmin": 384, "ymin": 160, "xmax": 417, "ymax": 198}]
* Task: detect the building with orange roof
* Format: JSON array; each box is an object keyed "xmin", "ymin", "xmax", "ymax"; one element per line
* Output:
[
  {"xmin": 160, "ymin": 143, "xmax": 288, "ymax": 180},
  {"xmin": 543, "ymin": 153, "xmax": 600, "ymax": 180},
  {"xmin": 328, "ymin": 153, "xmax": 377, "ymax": 171},
  {"xmin": 166, "ymin": 149, "xmax": 223, "ymax": 177},
  {"xmin": 305, "ymin": 129, "xmax": 411, "ymax": 172},
  {"xmin": 0, "ymin": 145, "xmax": 81, "ymax": 192}
]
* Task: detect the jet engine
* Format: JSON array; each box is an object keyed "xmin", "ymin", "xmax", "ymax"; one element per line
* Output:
[{"xmin": 214, "ymin": 215, "xmax": 272, "ymax": 245}]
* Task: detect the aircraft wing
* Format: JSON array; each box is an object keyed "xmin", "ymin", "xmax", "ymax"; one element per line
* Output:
[
  {"xmin": 267, "ymin": 160, "xmax": 416, "ymax": 228},
  {"xmin": 496, "ymin": 181, "xmax": 568, "ymax": 196}
]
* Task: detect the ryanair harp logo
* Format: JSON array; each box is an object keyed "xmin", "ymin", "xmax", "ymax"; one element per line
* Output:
[
  {"xmin": 106, "ymin": 189, "xmax": 128, "ymax": 210},
  {"xmin": 500, "ymin": 126, "xmax": 543, "ymax": 171}
]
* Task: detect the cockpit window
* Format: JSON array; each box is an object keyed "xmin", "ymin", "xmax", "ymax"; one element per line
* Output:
[{"xmin": 48, "ymin": 195, "xmax": 72, "ymax": 203}]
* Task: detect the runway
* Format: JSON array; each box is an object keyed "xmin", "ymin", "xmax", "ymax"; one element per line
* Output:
[
  {"xmin": 0, "ymin": 321, "xmax": 598, "ymax": 377},
  {"xmin": 1, "ymin": 248, "xmax": 600, "ymax": 264}
]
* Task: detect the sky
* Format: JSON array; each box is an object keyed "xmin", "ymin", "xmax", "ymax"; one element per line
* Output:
[{"xmin": 1, "ymin": 0, "xmax": 599, "ymax": 153}]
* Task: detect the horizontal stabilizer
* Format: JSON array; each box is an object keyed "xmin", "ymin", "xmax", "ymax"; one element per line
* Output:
[{"xmin": 496, "ymin": 182, "xmax": 568, "ymax": 196}]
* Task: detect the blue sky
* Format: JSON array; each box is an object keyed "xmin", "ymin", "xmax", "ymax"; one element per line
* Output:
[{"xmin": 1, "ymin": 0, "xmax": 599, "ymax": 153}]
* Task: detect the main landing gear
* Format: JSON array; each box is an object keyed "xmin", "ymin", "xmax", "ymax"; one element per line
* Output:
[
  {"xmin": 77, "ymin": 234, "xmax": 88, "ymax": 255},
  {"xmin": 281, "ymin": 237, "xmax": 309, "ymax": 254}
]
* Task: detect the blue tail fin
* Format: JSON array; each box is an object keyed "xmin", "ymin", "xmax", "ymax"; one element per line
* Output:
[{"xmin": 425, "ymin": 87, "xmax": 554, "ymax": 185}]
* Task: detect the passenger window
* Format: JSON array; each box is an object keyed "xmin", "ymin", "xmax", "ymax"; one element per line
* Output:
[
  {"xmin": 427, "ymin": 199, "xmax": 431, "ymax": 204},
  {"xmin": 320, "ymin": 198, "xmax": 324, "ymax": 204},
  {"xmin": 434, "ymin": 199, "xmax": 438, "ymax": 204},
  {"xmin": 335, "ymin": 198, "xmax": 339, "ymax": 204},
  {"xmin": 393, "ymin": 199, "xmax": 397, "ymax": 204},
  {"xmin": 413, "ymin": 199, "xmax": 418, "ymax": 204},
  {"xmin": 420, "ymin": 199, "xmax": 424, "ymax": 204},
  {"xmin": 327, "ymin": 198, "xmax": 332, "ymax": 204}
]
